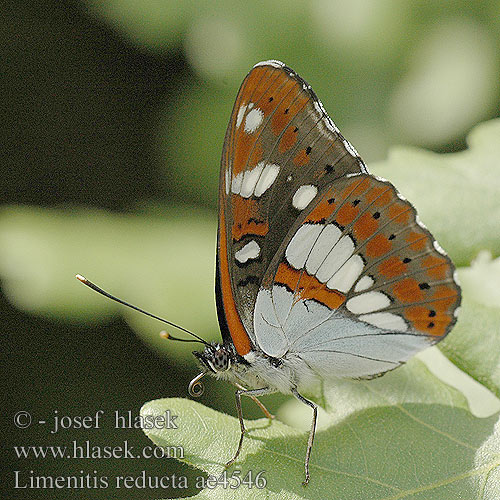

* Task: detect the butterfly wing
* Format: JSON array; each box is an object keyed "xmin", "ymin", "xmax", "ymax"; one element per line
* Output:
[
  {"xmin": 254, "ymin": 173, "xmax": 461, "ymax": 378},
  {"xmin": 217, "ymin": 60, "xmax": 366, "ymax": 356}
]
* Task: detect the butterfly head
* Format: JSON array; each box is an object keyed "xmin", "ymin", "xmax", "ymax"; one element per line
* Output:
[
  {"xmin": 193, "ymin": 342, "xmax": 233, "ymax": 374},
  {"xmin": 189, "ymin": 343, "xmax": 235, "ymax": 397}
]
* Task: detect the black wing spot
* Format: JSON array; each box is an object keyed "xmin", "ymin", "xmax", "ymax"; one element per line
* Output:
[
  {"xmin": 427, "ymin": 322, "xmax": 435, "ymax": 328},
  {"xmin": 325, "ymin": 164, "xmax": 333, "ymax": 173},
  {"xmin": 248, "ymin": 217, "xmax": 265, "ymax": 225},
  {"xmin": 429, "ymin": 309, "xmax": 436, "ymax": 317},
  {"xmin": 268, "ymin": 96, "xmax": 274, "ymax": 102},
  {"xmin": 373, "ymin": 211, "xmax": 381, "ymax": 219},
  {"xmin": 419, "ymin": 282, "xmax": 430, "ymax": 289},
  {"xmin": 306, "ymin": 146, "xmax": 312, "ymax": 155},
  {"xmin": 388, "ymin": 234, "xmax": 396, "ymax": 240},
  {"xmin": 238, "ymin": 276, "xmax": 260, "ymax": 287},
  {"xmin": 284, "ymin": 108, "xmax": 289, "ymax": 114},
  {"xmin": 327, "ymin": 197, "xmax": 335, "ymax": 204},
  {"xmin": 293, "ymin": 126, "xmax": 298, "ymax": 133},
  {"xmin": 352, "ymin": 199, "xmax": 361, "ymax": 206},
  {"xmin": 403, "ymin": 257, "xmax": 412, "ymax": 264}
]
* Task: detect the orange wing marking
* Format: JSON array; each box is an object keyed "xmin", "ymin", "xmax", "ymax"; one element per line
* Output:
[
  {"xmin": 293, "ymin": 148, "xmax": 311, "ymax": 166},
  {"xmin": 219, "ymin": 209, "xmax": 251, "ymax": 356},
  {"xmin": 271, "ymin": 80, "xmax": 302, "ymax": 135},
  {"xmin": 279, "ymin": 125, "xmax": 298, "ymax": 153},
  {"xmin": 378, "ymin": 256, "xmax": 409, "ymax": 278},
  {"xmin": 336, "ymin": 203, "xmax": 360, "ymax": 227},
  {"xmin": 422, "ymin": 255, "xmax": 449, "ymax": 280},
  {"xmin": 403, "ymin": 285, "xmax": 459, "ymax": 337},
  {"xmin": 353, "ymin": 212, "xmax": 379, "ymax": 240},
  {"xmin": 365, "ymin": 234, "xmax": 393, "ymax": 258},
  {"xmin": 392, "ymin": 278, "xmax": 425, "ymax": 303},
  {"xmin": 231, "ymin": 196, "xmax": 269, "ymax": 241},
  {"xmin": 275, "ymin": 263, "xmax": 346, "ymax": 310},
  {"xmin": 404, "ymin": 306, "xmax": 451, "ymax": 336},
  {"xmin": 405, "ymin": 231, "xmax": 427, "ymax": 251}
]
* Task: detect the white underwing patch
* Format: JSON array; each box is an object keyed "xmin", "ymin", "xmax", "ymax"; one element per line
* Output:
[
  {"xmin": 292, "ymin": 185, "xmax": 318, "ymax": 210},
  {"xmin": 235, "ymin": 240, "xmax": 261, "ymax": 263},
  {"xmin": 244, "ymin": 108, "xmax": 264, "ymax": 134}
]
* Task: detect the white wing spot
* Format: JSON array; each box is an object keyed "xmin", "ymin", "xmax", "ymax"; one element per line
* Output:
[
  {"xmin": 231, "ymin": 172, "xmax": 243, "ymax": 195},
  {"xmin": 231, "ymin": 162, "xmax": 279, "ymax": 198},
  {"xmin": 306, "ymin": 224, "xmax": 342, "ymax": 275},
  {"xmin": 236, "ymin": 104, "xmax": 247, "ymax": 128},
  {"xmin": 243, "ymin": 351, "xmax": 257, "ymax": 363},
  {"xmin": 346, "ymin": 291, "xmax": 391, "ymax": 314},
  {"xmin": 286, "ymin": 223, "xmax": 323, "ymax": 269},
  {"xmin": 254, "ymin": 163, "xmax": 280, "ymax": 197},
  {"xmin": 253, "ymin": 60, "xmax": 284, "ymax": 69},
  {"xmin": 292, "ymin": 185, "xmax": 317, "ymax": 210},
  {"xmin": 235, "ymin": 240, "xmax": 260, "ymax": 263},
  {"xmin": 225, "ymin": 168, "xmax": 230, "ymax": 195},
  {"xmin": 354, "ymin": 275, "xmax": 374, "ymax": 292},
  {"xmin": 359, "ymin": 312, "xmax": 408, "ymax": 332},
  {"xmin": 244, "ymin": 108, "xmax": 264, "ymax": 133},
  {"xmin": 327, "ymin": 254, "xmax": 364, "ymax": 293},
  {"xmin": 433, "ymin": 240, "xmax": 447, "ymax": 255},
  {"xmin": 415, "ymin": 214, "xmax": 427, "ymax": 229},
  {"xmin": 315, "ymin": 234, "xmax": 354, "ymax": 283},
  {"xmin": 240, "ymin": 163, "xmax": 264, "ymax": 198},
  {"xmin": 313, "ymin": 100, "xmax": 324, "ymax": 116}
]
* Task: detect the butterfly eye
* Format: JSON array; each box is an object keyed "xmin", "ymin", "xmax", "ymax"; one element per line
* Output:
[{"xmin": 214, "ymin": 349, "xmax": 230, "ymax": 371}]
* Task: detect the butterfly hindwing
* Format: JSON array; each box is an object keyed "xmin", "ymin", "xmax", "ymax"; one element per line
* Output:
[
  {"xmin": 217, "ymin": 61, "xmax": 367, "ymax": 354},
  {"xmin": 253, "ymin": 173, "xmax": 461, "ymax": 378}
]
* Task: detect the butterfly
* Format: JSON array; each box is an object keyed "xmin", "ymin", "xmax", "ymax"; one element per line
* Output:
[
  {"xmin": 192, "ymin": 60, "xmax": 461, "ymax": 485},
  {"xmin": 77, "ymin": 60, "xmax": 461, "ymax": 486}
]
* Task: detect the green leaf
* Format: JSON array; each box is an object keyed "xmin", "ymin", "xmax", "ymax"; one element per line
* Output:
[
  {"xmin": 86, "ymin": 0, "xmax": 198, "ymax": 51},
  {"xmin": 0, "ymin": 204, "xmax": 219, "ymax": 358},
  {"xmin": 142, "ymin": 370, "xmax": 500, "ymax": 499},
  {"xmin": 440, "ymin": 253, "xmax": 500, "ymax": 398},
  {"xmin": 371, "ymin": 119, "xmax": 500, "ymax": 266}
]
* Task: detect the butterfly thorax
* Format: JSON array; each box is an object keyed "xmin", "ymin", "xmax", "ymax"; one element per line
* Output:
[{"xmin": 194, "ymin": 342, "xmax": 319, "ymax": 395}]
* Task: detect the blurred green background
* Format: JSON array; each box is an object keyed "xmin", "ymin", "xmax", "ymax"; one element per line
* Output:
[{"xmin": 2, "ymin": 1, "xmax": 500, "ymax": 498}]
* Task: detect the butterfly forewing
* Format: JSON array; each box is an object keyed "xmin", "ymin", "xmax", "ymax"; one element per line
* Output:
[
  {"xmin": 211, "ymin": 60, "xmax": 461, "ymax": 485},
  {"xmin": 217, "ymin": 61, "xmax": 367, "ymax": 354}
]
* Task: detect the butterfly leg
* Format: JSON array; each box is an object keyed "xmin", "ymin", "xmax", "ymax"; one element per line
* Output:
[
  {"xmin": 226, "ymin": 386, "xmax": 274, "ymax": 468},
  {"xmin": 291, "ymin": 388, "xmax": 317, "ymax": 486},
  {"xmin": 234, "ymin": 382, "xmax": 275, "ymax": 419}
]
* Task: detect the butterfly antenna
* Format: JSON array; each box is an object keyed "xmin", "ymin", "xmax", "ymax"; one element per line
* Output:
[
  {"xmin": 159, "ymin": 331, "xmax": 204, "ymax": 343},
  {"xmin": 75, "ymin": 274, "xmax": 210, "ymax": 346}
]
